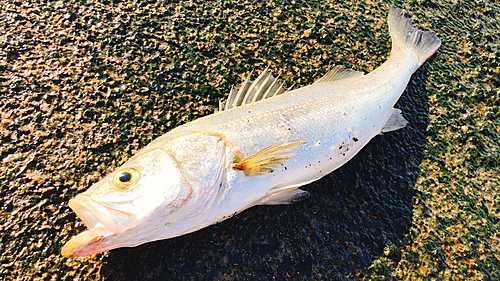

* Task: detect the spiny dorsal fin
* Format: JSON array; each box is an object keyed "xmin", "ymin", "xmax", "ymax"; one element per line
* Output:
[
  {"xmin": 313, "ymin": 65, "xmax": 364, "ymax": 84},
  {"xmin": 219, "ymin": 69, "xmax": 288, "ymax": 111},
  {"xmin": 233, "ymin": 140, "xmax": 306, "ymax": 177}
]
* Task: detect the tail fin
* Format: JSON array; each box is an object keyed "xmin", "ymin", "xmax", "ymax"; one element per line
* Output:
[{"xmin": 388, "ymin": 5, "xmax": 441, "ymax": 67}]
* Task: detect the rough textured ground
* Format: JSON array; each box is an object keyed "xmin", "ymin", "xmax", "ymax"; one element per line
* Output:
[{"xmin": 1, "ymin": 0, "xmax": 499, "ymax": 280}]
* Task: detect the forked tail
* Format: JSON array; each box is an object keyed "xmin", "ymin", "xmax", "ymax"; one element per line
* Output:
[{"xmin": 388, "ymin": 5, "xmax": 441, "ymax": 70}]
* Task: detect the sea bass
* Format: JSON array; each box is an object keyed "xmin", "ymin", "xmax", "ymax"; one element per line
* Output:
[{"xmin": 62, "ymin": 6, "xmax": 440, "ymax": 257}]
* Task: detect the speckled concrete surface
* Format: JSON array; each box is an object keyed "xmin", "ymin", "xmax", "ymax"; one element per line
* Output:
[{"xmin": 1, "ymin": 0, "xmax": 499, "ymax": 280}]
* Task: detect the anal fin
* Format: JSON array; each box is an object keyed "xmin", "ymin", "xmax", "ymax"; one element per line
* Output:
[
  {"xmin": 233, "ymin": 140, "xmax": 306, "ymax": 177},
  {"xmin": 381, "ymin": 108, "xmax": 408, "ymax": 133}
]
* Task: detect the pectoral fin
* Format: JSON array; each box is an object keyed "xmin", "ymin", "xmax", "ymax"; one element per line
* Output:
[{"xmin": 233, "ymin": 140, "xmax": 306, "ymax": 176}]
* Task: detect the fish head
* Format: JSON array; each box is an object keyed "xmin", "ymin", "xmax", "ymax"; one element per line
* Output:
[{"xmin": 61, "ymin": 147, "xmax": 195, "ymax": 257}]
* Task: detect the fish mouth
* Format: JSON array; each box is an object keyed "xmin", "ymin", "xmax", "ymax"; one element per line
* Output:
[
  {"xmin": 68, "ymin": 195, "xmax": 137, "ymax": 233},
  {"xmin": 61, "ymin": 226, "xmax": 114, "ymax": 258},
  {"xmin": 61, "ymin": 195, "xmax": 138, "ymax": 258}
]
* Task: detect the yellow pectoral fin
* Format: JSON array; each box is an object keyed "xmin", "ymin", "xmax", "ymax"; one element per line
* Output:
[{"xmin": 233, "ymin": 139, "xmax": 306, "ymax": 177}]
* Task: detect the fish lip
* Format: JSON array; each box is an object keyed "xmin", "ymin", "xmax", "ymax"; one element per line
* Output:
[
  {"xmin": 63, "ymin": 195, "xmax": 139, "ymax": 258},
  {"xmin": 61, "ymin": 227, "xmax": 114, "ymax": 258},
  {"xmin": 69, "ymin": 195, "xmax": 135, "ymax": 234}
]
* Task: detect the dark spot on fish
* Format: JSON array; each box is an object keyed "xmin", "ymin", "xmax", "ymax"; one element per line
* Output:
[
  {"xmin": 339, "ymin": 145, "xmax": 343, "ymax": 149},
  {"xmin": 353, "ymin": 137, "xmax": 358, "ymax": 142}
]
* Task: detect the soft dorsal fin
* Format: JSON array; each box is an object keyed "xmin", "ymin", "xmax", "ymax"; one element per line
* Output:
[
  {"xmin": 313, "ymin": 66, "xmax": 364, "ymax": 84},
  {"xmin": 219, "ymin": 69, "xmax": 287, "ymax": 111}
]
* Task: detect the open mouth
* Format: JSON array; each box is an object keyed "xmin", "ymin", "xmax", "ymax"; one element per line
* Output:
[
  {"xmin": 69, "ymin": 196, "xmax": 118, "ymax": 233},
  {"xmin": 61, "ymin": 195, "xmax": 137, "ymax": 258},
  {"xmin": 68, "ymin": 195, "xmax": 138, "ymax": 234}
]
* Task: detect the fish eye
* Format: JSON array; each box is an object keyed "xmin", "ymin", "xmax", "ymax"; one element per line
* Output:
[
  {"xmin": 119, "ymin": 171, "xmax": 132, "ymax": 183},
  {"xmin": 113, "ymin": 168, "xmax": 139, "ymax": 189}
]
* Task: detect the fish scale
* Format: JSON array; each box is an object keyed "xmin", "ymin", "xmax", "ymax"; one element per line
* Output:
[{"xmin": 61, "ymin": 6, "xmax": 441, "ymax": 258}]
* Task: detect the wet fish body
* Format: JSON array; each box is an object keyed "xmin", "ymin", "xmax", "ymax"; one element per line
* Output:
[{"xmin": 62, "ymin": 6, "xmax": 441, "ymax": 257}]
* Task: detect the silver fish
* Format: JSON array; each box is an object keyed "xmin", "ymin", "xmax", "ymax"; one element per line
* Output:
[{"xmin": 62, "ymin": 5, "xmax": 440, "ymax": 257}]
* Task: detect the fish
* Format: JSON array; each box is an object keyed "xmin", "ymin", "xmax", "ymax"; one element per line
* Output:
[{"xmin": 61, "ymin": 5, "xmax": 441, "ymax": 257}]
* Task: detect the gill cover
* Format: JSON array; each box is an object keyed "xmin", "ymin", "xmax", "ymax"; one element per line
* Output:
[{"xmin": 62, "ymin": 133, "xmax": 229, "ymax": 257}]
